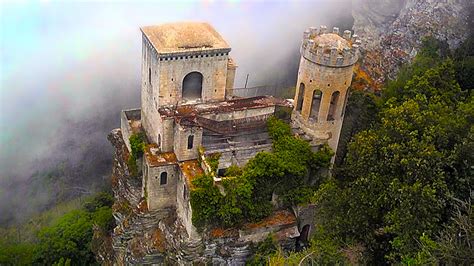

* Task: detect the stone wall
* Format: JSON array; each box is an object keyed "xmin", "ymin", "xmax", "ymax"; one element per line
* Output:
[
  {"xmin": 176, "ymin": 170, "xmax": 199, "ymax": 240},
  {"xmin": 225, "ymin": 58, "xmax": 237, "ymax": 98},
  {"xmin": 161, "ymin": 117, "xmax": 175, "ymax": 152},
  {"xmin": 141, "ymin": 36, "xmax": 162, "ymax": 146},
  {"xmin": 173, "ymin": 124, "xmax": 203, "ymax": 161},
  {"xmin": 145, "ymin": 162, "xmax": 178, "ymax": 211},
  {"xmin": 142, "ymin": 32, "xmax": 231, "ymax": 107},
  {"xmin": 120, "ymin": 109, "xmax": 141, "ymax": 152},
  {"xmin": 201, "ymin": 105, "xmax": 275, "ymax": 122},
  {"xmin": 293, "ymin": 55, "xmax": 354, "ymax": 154}
]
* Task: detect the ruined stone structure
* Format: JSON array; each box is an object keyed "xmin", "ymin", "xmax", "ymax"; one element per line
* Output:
[
  {"xmin": 292, "ymin": 26, "xmax": 359, "ymax": 155},
  {"xmin": 110, "ymin": 22, "xmax": 356, "ymax": 264}
]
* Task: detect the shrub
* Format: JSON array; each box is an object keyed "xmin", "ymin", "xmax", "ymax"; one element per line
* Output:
[{"xmin": 129, "ymin": 132, "xmax": 146, "ymax": 159}]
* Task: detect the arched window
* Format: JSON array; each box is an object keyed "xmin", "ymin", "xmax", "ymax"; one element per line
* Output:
[
  {"xmin": 310, "ymin": 90, "xmax": 322, "ymax": 120},
  {"xmin": 160, "ymin": 172, "xmax": 167, "ymax": 185},
  {"xmin": 327, "ymin": 91, "xmax": 340, "ymax": 121},
  {"xmin": 296, "ymin": 83, "xmax": 305, "ymax": 112},
  {"xmin": 182, "ymin": 72, "xmax": 203, "ymax": 100},
  {"xmin": 148, "ymin": 68, "xmax": 152, "ymax": 85},
  {"xmin": 187, "ymin": 135, "xmax": 194, "ymax": 149}
]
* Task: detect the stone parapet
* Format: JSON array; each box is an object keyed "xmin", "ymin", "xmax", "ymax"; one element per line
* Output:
[{"xmin": 301, "ymin": 25, "xmax": 360, "ymax": 68}]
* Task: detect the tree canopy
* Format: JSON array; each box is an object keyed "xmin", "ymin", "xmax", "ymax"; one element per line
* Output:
[{"xmin": 310, "ymin": 37, "xmax": 473, "ymax": 264}]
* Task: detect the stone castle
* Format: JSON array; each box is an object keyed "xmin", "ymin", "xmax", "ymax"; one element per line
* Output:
[{"xmin": 119, "ymin": 22, "xmax": 359, "ymax": 240}]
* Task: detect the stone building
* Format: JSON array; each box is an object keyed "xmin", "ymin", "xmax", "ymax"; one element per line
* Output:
[
  {"xmin": 119, "ymin": 22, "xmax": 357, "ymax": 241},
  {"xmin": 112, "ymin": 22, "xmax": 360, "ymax": 264},
  {"xmin": 292, "ymin": 26, "xmax": 359, "ymax": 155},
  {"xmin": 121, "ymin": 22, "xmax": 292, "ymax": 239}
]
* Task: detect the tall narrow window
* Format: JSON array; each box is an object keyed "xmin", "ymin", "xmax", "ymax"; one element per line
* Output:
[
  {"xmin": 187, "ymin": 135, "xmax": 194, "ymax": 149},
  {"xmin": 148, "ymin": 68, "xmax": 152, "ymax": 85},
  {"xmin": 296, "ymin": 83, "xmax": 305, "ymax": 112},
  {"xmin": 160, "ymin": 172, "xmax": 167, "ymax": 185},
  {"xmin": 327, "ymin": 91, "xmax": 340, "ymax": 121},
  {"xmin": 183, "ymin": 185, "xmax": 187, "ymax": 199},
  {"xmin": 310, "ymin": 90, "xmax": 323, "ymax": 120},
  {"xmin": 341, "ymin": 91, "xmax": 349, "ymax": 117}
]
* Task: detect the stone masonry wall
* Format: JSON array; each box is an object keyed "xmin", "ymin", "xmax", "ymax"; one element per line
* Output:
[
  {"xmin": 157, "ymin": 53, "xmax": 229, "ymax": 105},
  {"xmin": 293, "ymin": 56, "xmax": 353, "ymax": 153},
  {"xmin": 173, "ymin": 124, "xmax": 203, "ymax": 161},
  {"xmin": 145, "ymin": 163, "xmax": 178, "ymax": 211}
]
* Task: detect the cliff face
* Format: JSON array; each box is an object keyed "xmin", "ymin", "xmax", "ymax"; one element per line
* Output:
[
  {"xmin": 352, "ymin": 0, "xmax": 470, "ymax": 87},
  {"xmin": 103, "ymin": 129, "xmax": 303, "ymax": 265}
]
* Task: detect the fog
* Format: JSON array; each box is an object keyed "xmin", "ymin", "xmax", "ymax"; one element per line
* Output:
[{"xmin": 0, "ymin": 0, "xmax": 352, "ymax": 225}]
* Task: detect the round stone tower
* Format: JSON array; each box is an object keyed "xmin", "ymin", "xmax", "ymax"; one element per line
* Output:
[{"xmin": 292, "ymin": 25, "xmax": 360, "ymax": 155}]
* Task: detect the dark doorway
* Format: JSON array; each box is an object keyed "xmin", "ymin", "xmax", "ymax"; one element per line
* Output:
[
  {"xmin": 182, "ymin": 72, "xmax": 203, "ymax": 100},
  {"xmin": 296, "ymin": 224, "xmax": 311, "ymax": 251},
  {"xmin": 296, "ymin": 83, "xmax": 305, "ymax": 112}
]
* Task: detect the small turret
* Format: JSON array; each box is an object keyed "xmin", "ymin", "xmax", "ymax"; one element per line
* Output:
[
  {"xmin": 300, "ymin": 25, "xmax": 359, "ymax": 68},
  {"xmin": 293, "ymin": 25, "xmax": 361, "ymax": 159}
]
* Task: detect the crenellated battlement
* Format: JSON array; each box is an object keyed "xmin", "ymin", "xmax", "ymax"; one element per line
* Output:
[{"xmin": 300, "ymin": 25, "xmax": 360, "ymax": 68}]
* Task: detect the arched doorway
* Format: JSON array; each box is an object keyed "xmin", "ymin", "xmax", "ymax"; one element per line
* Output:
[
  {"xmin": 327, "ymin": 91, "xmax": 340, "ymax": 121},
  {"xmin": 300, "ymin": 224, "xmax": 310, "ymax": 242},
  {"xmin": 296, "ymin": 83, "xmax": 305, "ymax": 112},
  {"xmin": 296, "ymin": 224, "xmax": 311, "ymax": 251},
  {"xmin": 310, "ymin": 90, "xmax": 322, "ymax": 121},
  {"xmin": 182, "ymin": 72, "xmax": 203, "ymax": 101}
]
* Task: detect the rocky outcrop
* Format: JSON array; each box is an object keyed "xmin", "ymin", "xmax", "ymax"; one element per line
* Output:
[
  {"xmin": 105, "ymin": 129, "xmax": 304, "ymax": 265},
  {"xmin": 352, "ymin": 0, "xmax": 470, "ymax": 87}
]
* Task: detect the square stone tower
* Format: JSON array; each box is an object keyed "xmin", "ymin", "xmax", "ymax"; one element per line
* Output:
[{"xmin": 140, "ymin": 22, "xmax": 237, "ymax": 147}]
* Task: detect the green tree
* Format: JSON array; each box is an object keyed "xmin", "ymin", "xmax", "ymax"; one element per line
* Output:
[
  {"xmin": 189, "ymin": 117, "xmax": 333, "ymax": 229},
  {"xmin": 414, "ymin": 197, "xmax": 474, "ymax": 265},
  {"xmin": 316, "ymin": 43, "xmax": 473, "ymax": 263},
  {"xmin": 33, "ymin": 210, "xmax": 96, "ymax": 264}
]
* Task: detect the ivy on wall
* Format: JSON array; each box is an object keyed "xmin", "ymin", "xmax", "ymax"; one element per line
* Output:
[{"xmin": 190, "ymin": 117, "xmax": 333, "ymax": 229}]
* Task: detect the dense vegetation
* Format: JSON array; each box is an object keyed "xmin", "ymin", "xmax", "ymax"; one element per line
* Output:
[
  {"xmin": 265, "ymin": 36, "xmax": 473, "ymax": 264},
  {"xmin": 0, "ymin": 192, "xmax": 114, "ymax": 265},
  {"xmin": 127, "ymin": 132, "xmax": 146, "ymax": 177},
  {"xmin": 190, "ymin": 116, "xmax": 333, "ymax": 229}
]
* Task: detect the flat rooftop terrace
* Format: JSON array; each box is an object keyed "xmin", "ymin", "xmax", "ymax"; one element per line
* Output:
[
  {"xmin": 141, "ymin": 22, "xmax": 230, "ymax": 55},
  {"xmin": 158, "ymin": 96, "xmax": 291, "ymax": 118},
  {"xmin": 144, "ymin": 144, "xmax": 178, "ymax": 167}
]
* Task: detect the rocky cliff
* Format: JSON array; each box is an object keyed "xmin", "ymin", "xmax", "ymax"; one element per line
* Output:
[{"xmin": 352, "ymin": 0, "xmax": 471, "ymax": 87}]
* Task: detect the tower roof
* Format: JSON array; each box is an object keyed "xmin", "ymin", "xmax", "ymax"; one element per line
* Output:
[
  {"xmin": 141, "ymin": 22, "xmax": 231, "ymax": 54},
  {"xmin": 313, "ymin": 33, "xmax": 350, "ymax": 52}
]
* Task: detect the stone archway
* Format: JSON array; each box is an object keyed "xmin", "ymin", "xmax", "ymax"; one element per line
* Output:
[{"xmin": 182, "ymin": 72, "xmax": 203, "ymax": 101}]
